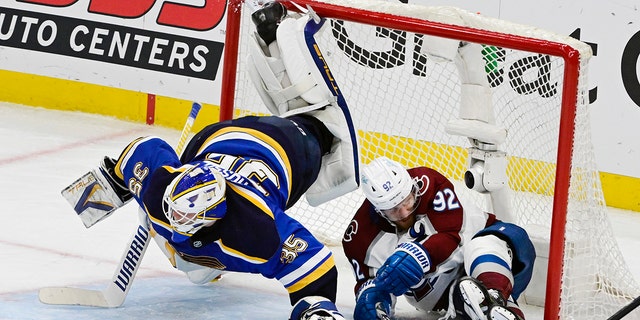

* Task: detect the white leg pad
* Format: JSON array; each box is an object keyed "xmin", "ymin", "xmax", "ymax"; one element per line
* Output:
[
  {"xmin": 446, "ymin": 42, "xmax": 507, "ymax": 144},
  {"xmin": 305, "ymin": 101, "xmax": 359, "ymax": 206},
  {"xmin": 246, "ymin": 15, "xmax": 335, "ymax": 116},
  {"xmin": 247, "ymin": 14, "xmax": 359, "ymax": 205},
  {"xmin": 445, "ymin": 119, "xmax": 506, "ymax": 145},
  {"xmin": 247, "ymin": 33, "xmax": 310, "ymax": 115},
  {"xmin": 277, "ymin": 17, "xmax": 334, "ymax": 106},
  {"xmin": 453, "ymin": 42, "xmax": 496, "ymax": 124}
]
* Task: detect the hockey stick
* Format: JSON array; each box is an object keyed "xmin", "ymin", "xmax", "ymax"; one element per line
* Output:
[
  {"xmin": 39, "ymin": 102, "xmax": 203, "ymax": 307},
  {"xmin": 607, "ymin": 295, "xmax": 640, "ymax": 320}
]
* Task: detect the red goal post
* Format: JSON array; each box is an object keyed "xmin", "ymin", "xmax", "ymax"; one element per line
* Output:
[{"xmin": 218, "ymin": 0, "xmax": 640, "ymax": 319}]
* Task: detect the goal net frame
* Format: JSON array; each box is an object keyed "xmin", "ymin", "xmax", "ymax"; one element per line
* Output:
[{"xmin": 217, "ymin": 0, "xmax": 639, "ymax": 319}]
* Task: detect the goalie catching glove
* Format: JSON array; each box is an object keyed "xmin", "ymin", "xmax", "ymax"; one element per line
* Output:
[{"xmin": 61, "ymin": 156, "xmax": 132, "ymax": 228}]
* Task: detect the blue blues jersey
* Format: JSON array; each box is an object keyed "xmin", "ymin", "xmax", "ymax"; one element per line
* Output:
[{"xmin": 113, "ymin": 116, "xmax": 336, "ymax": 298}]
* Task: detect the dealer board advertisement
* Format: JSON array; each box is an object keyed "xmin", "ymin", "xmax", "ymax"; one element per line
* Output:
[
  {"xmin": 1, "ymin": 0, "xmax": 640, "ymax": 180},
  {"xmin": 0, "ymin": 0, "xmax": 227, "ymax": 104}
]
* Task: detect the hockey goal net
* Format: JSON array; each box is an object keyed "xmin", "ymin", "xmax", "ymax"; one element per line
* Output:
[{"xmin": 220, "ymin": 0, "xmax": 640, "ymax": 318}]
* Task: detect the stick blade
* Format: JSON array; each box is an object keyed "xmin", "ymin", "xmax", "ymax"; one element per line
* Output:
[{"xmin": 39, "ymin": 287, "xmax": 118, "ymax": 308}]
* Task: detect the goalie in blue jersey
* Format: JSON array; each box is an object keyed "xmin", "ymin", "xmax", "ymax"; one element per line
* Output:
[{"xmin": 62, "ymin": 3, "xmax": 359, "ymax": 319}]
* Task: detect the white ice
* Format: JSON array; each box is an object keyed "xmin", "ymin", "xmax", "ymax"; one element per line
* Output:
[{"xmin": 1, "ymin": 103, "xmax": 639, "ymax": 320}]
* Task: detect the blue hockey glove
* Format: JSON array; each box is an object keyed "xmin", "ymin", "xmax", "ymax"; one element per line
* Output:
[
  {"xmin": 375, "ymin": 242, "xmax": 431, "ymax": 296},
  {"xmin": 354, "ymin": 279, "xmax": 392, "ymax": 320}
]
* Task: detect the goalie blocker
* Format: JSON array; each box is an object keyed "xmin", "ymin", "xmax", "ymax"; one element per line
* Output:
[
  {"xmin": 62, "ymin": 156, "xmax": 225, "ymax": 284},
  {"xmin": 61, "ymin": 157, "xmax": 132, "ymax": 228}
]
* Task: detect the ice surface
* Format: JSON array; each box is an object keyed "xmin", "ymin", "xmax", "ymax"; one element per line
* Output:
[{"xmin": 1, "ymin": 103, "xmax": 639, "ymax": 319}]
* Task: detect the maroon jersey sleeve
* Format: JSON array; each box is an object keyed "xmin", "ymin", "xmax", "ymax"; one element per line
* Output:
[
  {"xmin": 342, "ymin": 201, "xmax": 394, "ymax": 293},
  {"xmin": 407, "ymin": 167, "xmax": 466, "ymax": 266}
]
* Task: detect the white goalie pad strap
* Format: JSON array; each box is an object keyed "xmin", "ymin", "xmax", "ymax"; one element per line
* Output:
[
  {"xmin": 248, "ymin": 33, "xmax": 320, "ymax": 114},
  {"xmin": 247, "ymin": 34, "xmax": 286, "ymax": 115},
  {"xmin": 61, "ymin": 168, "xmax": 125, "ymax": 228},
  {"xmin": 419, "ymin": 34, "xmax": 460, "ymax": 62},
  {"xmin": 277, "ymin": 16, "xmax": 335, "ymax": 106},
  {"xmin": 247, "ymin": 16, "xmax": 336, "ymax": 116},
  {"xmin": 305, "ymin": 102, "xmax": 359, "ymax": 206},
  {"xmin": 274, "ymin": 73, "xmax": 318, "ymax": 107},
  {"xmin": 279, "ymin": 99, "xmax": 333, "ymax": 118},
  {"xmin": 445, "ymin": 119, "xmax": 506, "ymax": 145}
]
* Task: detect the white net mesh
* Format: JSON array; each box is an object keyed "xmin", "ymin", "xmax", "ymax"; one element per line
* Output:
[{"xmin": 227, "ymin": 0, "xmax": 640, "ymax": 318}]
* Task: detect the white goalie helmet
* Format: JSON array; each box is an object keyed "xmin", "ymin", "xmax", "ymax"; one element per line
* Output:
[
  {"xmin": 163, "ymin": 161, "xmax": 227, "ymax": 242},
  {"xmin": 361, "ymin": 157, "xmax": 419, "ymax": 217}
]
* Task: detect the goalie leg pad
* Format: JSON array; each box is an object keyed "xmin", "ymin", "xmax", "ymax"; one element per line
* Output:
[
  {"xmin": 247, "ymin": 33, "xmax": 312, "ymax": 115},
  {"xmin": 456, "ymin": 42, "xmax": 492, "ymax": 88},
  {"xmin": 459, "ymin": 83, "xmax": 494, "ymax": 123},
  {"xmin": 304, "ymin": 100, "xmax": 359, "ymax": 206},
  {"xmin": 248, "ymin": 13, "xmax": 360, "ymax": 204},
  {"xmin": 247, "ymin": 14, "xmax": 337, "ymax": 117},
  {"xmin": 61, "ymin": 167, "xmax": 127, "ymax": 228}
]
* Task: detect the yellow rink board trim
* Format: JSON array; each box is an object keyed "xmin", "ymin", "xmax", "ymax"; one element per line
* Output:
[
  {"xmin": 0, "ymin": 69, "xmax": 221, "ymax": 133},
  {"xmin": 1, "ymin": 70, "xmax": 638, "ymax": 212}
]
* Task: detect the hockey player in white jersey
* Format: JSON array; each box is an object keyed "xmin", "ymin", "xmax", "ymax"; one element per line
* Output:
[
  {"xmin": 342, "ymin": 157, "xmax": 535, "ymax": 320},
  {"xmin": 61, "ymin": 2, "xmax": 359, "ymax": 319}
]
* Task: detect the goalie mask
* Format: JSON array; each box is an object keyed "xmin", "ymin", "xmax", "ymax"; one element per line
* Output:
[
  {"xmin": 361, "ymin": 157, "xmax": 420, "ymax": 223},
  {"xmin": 163, "ymin": 161, "xmax": 227, "ymax": 242}
]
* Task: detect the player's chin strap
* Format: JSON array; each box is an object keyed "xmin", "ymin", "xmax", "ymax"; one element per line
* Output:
[
  {"xmin": 247, "ymin": 9, "xmax": 360, "ymax": 206},
  {"xmin": 440, "ymin": 42, "xmax": 515, "ymax": 223}
]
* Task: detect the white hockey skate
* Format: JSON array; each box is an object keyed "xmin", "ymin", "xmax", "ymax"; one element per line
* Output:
[
  {"xmin": 449, "ymin": 277, "xmax": 523, "ymax": 320},
  {"xmin": 486, "ymin": 305, "xmax": 522, "ymax": 320}
]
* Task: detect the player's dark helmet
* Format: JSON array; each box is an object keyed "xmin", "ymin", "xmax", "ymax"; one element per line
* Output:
[{"xmin": 162, "ymin": 160, "xmax": 227, "ymax": 242}]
